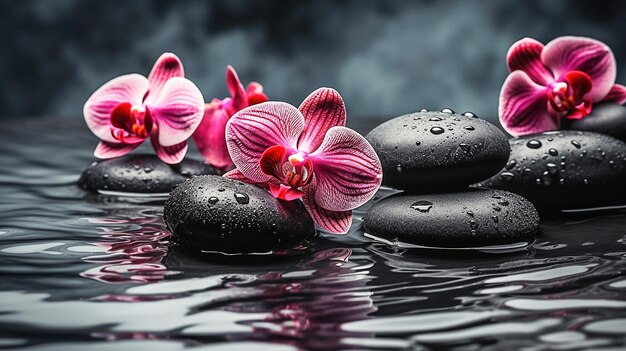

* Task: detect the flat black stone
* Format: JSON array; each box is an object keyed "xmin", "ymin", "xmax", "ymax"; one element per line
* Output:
[
  {"xmin": 478, "ymin": 130, "xmax": 626, "ymax": 213},
  {"xmin": 363, "ymin": 189, "xmax": 539, "ymax": 248},
  {"xmin": 164, "ymin": 175, "xmax": 316, "ymax": 254},
  {"xmin": 365, "ymin": 110, "xmax": 510, "ymax": 193},
  {"xmin": 562, "ymin": 103, "xmax": 626, "ymax": 142},
  {"xmin": 78, "ymin": 154, "xmax": 218, "ymax": 193}
]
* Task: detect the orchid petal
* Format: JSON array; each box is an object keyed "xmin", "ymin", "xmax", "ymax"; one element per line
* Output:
[
  {"xmin": 226, "ymin": 66, "xmax": 247, "ymax": 111},
  {"xmin": 297, "ymin": 88, "xmax": 347, "ymax": 153},
  {"xmin": 506, "ymin": 37, "xmax": 554, "ymax": 85},
  {"xmin": 302, "ymin": 181, "xmax": 352, "ymax": 234},
  {"xmin": 150, "ymin": 131, "xmax": 188, "ymax": 164},
  {"xmin": 192, "ymin": 104, "xmax": 233, "ymax": 168},
  {"xmin": 499, "ymin": 71, "xmax": 555, "ymax": 136},
  {"xmin": 223, "ymin": 169, "xmax": 270, "ymax": 189},
  {"xmin": 246, "ymin": 82, "xmax": 269, "ymax": 106},
  {"xmin": 84, "ymin": 74, "xmax": 149, "ymax": 143},
  {"xmin": 225, "ymin": 102, "xmax": 305, "ymax": 183},
  {"xmin": 94, "ymin": 140, "xmax": 142, "ymax": 159},
  {"xmin": 310, "ymin": 126, "xmax": 382, "ymax": 211},
  {"xmin": 148, "ymin": 77, "xmax": 204, "ymax": 147},
  {"xmin": 602, "ymin": 84, "xmax": 626, "ymax": 105},
  {"xmin": 145, "ymin": 53, "xmax": 184, "ymax": 105},
  {"xmin": 542, "ymin": 36, "xmax": 617, "ymax": 101}
]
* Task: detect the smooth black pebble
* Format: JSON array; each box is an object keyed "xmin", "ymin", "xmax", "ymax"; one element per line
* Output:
[
  {"xmin": 78, "ymin": 154, "xmax": 218, "ymax": 193},
  {"xmin": 366, "ymin": 110, "xmax": 510, "ymax": 192},
  {"xmin": 562, "ymin": 103, "xmax": 626, "ymax": 142},
  {"xmin": 164, "ymin": 175, "xmax": 316, "ymax": 254},
  {"xmin": 478, "ymin": 130, "xmax": 626, "ymax": 213},
  {"xmin": 363, "ymin": 189, "xmax": 539, "ymax": 247}
]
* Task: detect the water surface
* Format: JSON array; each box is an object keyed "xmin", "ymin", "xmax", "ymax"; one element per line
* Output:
[{"xmin": 1, "ymin": 118, "xmax": 626, "ymax": 350}]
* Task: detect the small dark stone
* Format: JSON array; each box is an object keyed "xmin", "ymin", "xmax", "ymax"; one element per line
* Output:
[
  {"xmin": 78, "ymin": 154, "xmax": 218, "ymax": 193},
  {"xmin": 363, "ymin": 189, "xmax": 539, "ymax": 247},
  {"xmin": 164, "ymin": 175, "xmax": 316, "ymax": 254},
  {"xmin": 478, "ymin": 131, "xmax": 626, "ymax": 213},
  {"xmin": 562, "ymin": 103, "xmax": 626, "ymax": 142},
  {"xmin": 366, "ymin": 110, "xmax": 510, "ymax": 193}
]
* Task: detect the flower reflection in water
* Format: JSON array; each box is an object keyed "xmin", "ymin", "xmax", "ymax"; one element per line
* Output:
[
  {"xmin": 230, "ymin": 247, "xmax": 378, "ymax": 349},
  {"xmin": 80, "ymin": 208, "xmax": 172, "ymax": 285}
]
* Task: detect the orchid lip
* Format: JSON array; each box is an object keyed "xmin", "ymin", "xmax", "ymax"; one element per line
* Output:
[{"xmin": 546, "ymin": 71, "xmax": 593, "ymax": 119}]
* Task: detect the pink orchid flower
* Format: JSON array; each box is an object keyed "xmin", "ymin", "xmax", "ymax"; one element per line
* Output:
[
  {"xmin": 224, "ymin": 88, "xmax": 382, "ymax": 234},
  {"xmin": 192, "ymin": 66, "xmax": 268, "ymax": 169},
  {"xmin": 83, "ymin": 53, "xmax": 205, "ymax": 164},
  {"xmin": 499, "ymin": 36, "xmax": 626, "ymax": 136}
]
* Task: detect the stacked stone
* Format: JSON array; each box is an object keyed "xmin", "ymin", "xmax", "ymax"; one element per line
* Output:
[{"xmin": 363, "ymin": 109, "xmax": 540, "ymax": 248}]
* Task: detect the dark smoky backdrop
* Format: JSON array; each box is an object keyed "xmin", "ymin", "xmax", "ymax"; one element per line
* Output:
[{"xmin": 1, "ymin": 0, "xmax": 626, "ymax": 125}]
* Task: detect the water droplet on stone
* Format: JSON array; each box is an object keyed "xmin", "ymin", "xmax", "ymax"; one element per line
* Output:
[
  {"xmin": 467, "ymin": 211, "xmax": 475, "ymax": 217},
  {"xmin": 500, "ymin": 172, "xmax": 515, "ymax": 181},
  {"xmin": 430, "ymin": 126, "xmax": 445, "ymax": 135},
  {"xmin": 218, "ymin": 188, "xmax": 225, "ymax": 192},
  {"xmin": 527, "ymin": 140, "xmax": 542, "ymax": 149},
  {"xmin": 420, "ymin": 108, "xmax": 428, "ymax": 112},
  {"xmin": 546, "ymin": 163, "xmax": 559, "ymax": 175},
  {"xmin": 462, "ymin": 111, "xmax": 477, "ymax": 118},
  {"xmin": 410, "ymin": 200, "xmax": 433, "ymax": 213},
  {"xmin": 397, "ymin": 164, "xmax": 403, "ymax": 173},
  {"xmin": 208, "ymin": 197, "xmax": 219, "ymax": 204},
  {"xmin": 441, "ymin": 108, "xmax": 454, "ymax": 114},
  {"xmin": 505, "ymin": 160, "xmax": 517, "ymax": 170},
  {"xmin": 548, "ymin": 148, "xmax": 558, "ymax": 156},
  {"xmin": 234, "ymin": 193, "xmax": 250, "ymax": 204},
  {"xmin": 415, "ymin": 141, "xmax": 421, "ymax": 146},
  {"xmin": 144, "ymin": 167, "xmax": 153, "ymax": 173},
  {"xmin": 429, "ymin": 117, "xmax": 442, "ymax": 121},
  {"xmin": 583, "ymin": 179, "xmax": 589, "ymax": 185},
  {"xmin": 571, "ymin": 140, "xmax": 581, "ymax": 149},
  {"xmin": 463, "ymin": 125, "xmax": 475, "ymax": 131},
  {"xmin": 469, "ymin": 220, "xmax": 479, "ymax": 230},
  {"xmin": 459, "ymin": 143, "xmax": 471, "ymax": 152},
  {"xmin": 559, "ymin": 178, "xmax": 565, "ymax": 185},
  {"xmin": 180, "ymin": 169, "xmax": 191, "ymax": 178}
]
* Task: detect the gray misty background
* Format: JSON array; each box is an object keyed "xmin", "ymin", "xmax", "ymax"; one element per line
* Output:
[{"xmin": 1, "ymin": 0, "xmax": 625, "ymax": 126}]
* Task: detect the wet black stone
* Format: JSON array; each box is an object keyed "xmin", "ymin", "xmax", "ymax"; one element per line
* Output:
[
  {"xmin": 562, "ymin": 103, "xmax": 626, "ymax": 142},
  {"xmin": 365, "ymin": 110, "xmax": 510, "ymax": 193},
  {"xmin": 78, "ymin": 154, "xmax": 218, "ymax": 193},
  {"xmin": 478, "ymin": 131, "xmax": 626, "ymax": 213},
  {"xmin": 164, "ymin": 175, "xmax": 316, "ymax": 254},
  {"xmin": 363, "ymin": 189, "xmax": 539, "ymax": 247}
]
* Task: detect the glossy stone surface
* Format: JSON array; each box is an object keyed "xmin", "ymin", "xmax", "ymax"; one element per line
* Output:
[
  {"xmin": 479, "ymin": 131, "xmax": 626, "ymax": 213},
  {"xmin": 562, "ymin": 103, "xmax": 626, "ymax": 142},
  {"xmin": 366, "ymin": 110, "xmax": 510, "ymax": 192},
  {"xmin": 164, "ymin": 175, "xmax": 316, "ymax": 254},
  {"xmin": 363, "ymin": 189, "xmax": 539, "ymax": 247},
  {"xmin": 78, "ymin": 154, "xmax": 218, "ymax": 193}
]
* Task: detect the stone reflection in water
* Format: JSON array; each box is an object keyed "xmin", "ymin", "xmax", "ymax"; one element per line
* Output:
[
  {"xmin": 79, "ymin": 208, "xmax": 171, "ymax": 285},
  {"xmin": 162, "ymin": 246, "xmax": 377, "ymax": 350}
]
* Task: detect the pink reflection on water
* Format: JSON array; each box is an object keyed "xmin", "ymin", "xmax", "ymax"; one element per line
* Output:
[
  {"xmin": 240, "ymin": 248, "xmax": 377, "ymax": 349},
  {"xmin": 80, "ymin": 212, "xmax": 172, "ymax": 284}
]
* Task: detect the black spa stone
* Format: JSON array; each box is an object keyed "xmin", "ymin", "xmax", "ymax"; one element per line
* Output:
[
  {"xmin": 363, "ymin": 189, "xmax": 539, "ymax": 247},
  {"xmin": 164, "ymin": 175, "xmax": 316, "ymax": 254},
  {"xmin": 365, "ymin": 110, "xmax": 510, "ymax": 192},
  {"xmin": 562, "ymin": 103, "xmax": 626, "ymax": 142},
  {"xmin": 78, "ymin": 154, "xmax": 218, "ymax": 193},
  {"xmin": 478, "ymin": 130, "xmax": 626, "ymax": 213}
]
